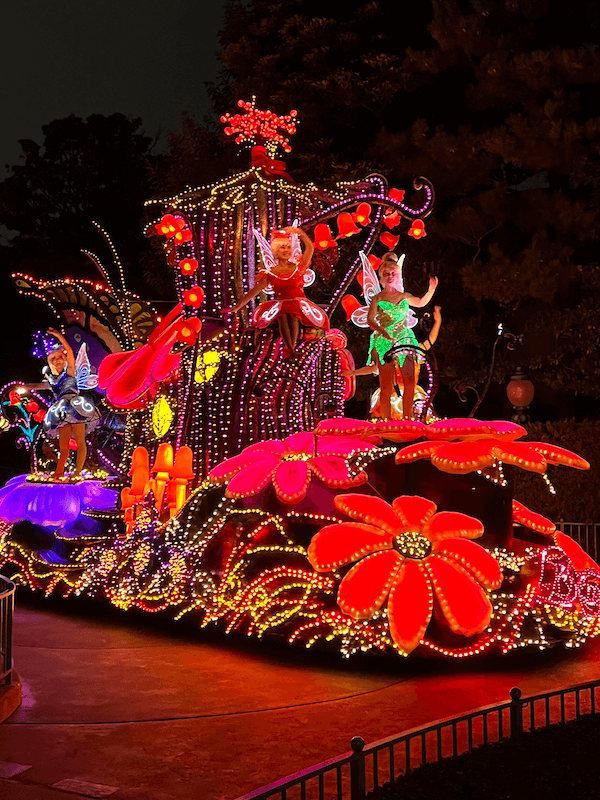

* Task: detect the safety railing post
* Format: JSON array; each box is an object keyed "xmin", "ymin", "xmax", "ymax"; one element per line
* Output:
[
  {"xmin": 350, "ymin": 737, "xmax": 366, "ymax": 800},
  {"xmin": 509, "ymin": 687, "xmax": 523, "ymax": 737}
]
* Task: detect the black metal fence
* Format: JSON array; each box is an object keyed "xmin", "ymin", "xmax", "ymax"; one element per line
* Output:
[
  {"xmin": 0, "ymin": 574, "xmax": 15, "ymax": 685},
  {"xmin": 556, "ymin": 521, "xmax": 600, "ymax": 564},
  {"xmin": 239, "ymin": 680, "xmax": 600, "ymax": 800}
]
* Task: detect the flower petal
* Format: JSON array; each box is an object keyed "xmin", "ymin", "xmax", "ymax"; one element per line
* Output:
[
  {"xmin": 317, "ymin": 438, "xmax": 375, "ymax": 457},
  {"xmin": 485, "ymin": 421, "xmax": 527, "ymax": 441},
  {"xmin": 425, "ymin": 555, "xmax": 493, "ymax": 637},
  {"xmin": 433, "ymin": 538, "xmax": 503, "ymax": 590},
  {"xmin": 423, "ymin": 511, "xmax": 484, "ymax": 541},
  {"xmin": 272, "ymin": 458, "xmax": 311, "ymax": 504},
  {"xmin": 526, "ymin": 443, "xmax": 589, "ymax": 471},
  {"xmin": 310, "ymin": 456, "xmax": 367, "ymax": 489},
  {"xmin": 424, "ymin": 418, "xmax": 493, "ymax": 440},
  {"xmin": 395, "ymin": 441, "xmax": 445, "ymax": 465},
  {"xmin": 338, "ymin": 550, "xmax": 403, "ymax": 619},
  {"xmin": 369, "ymin": 420, "xmax": 426, "ymax": 442},
  {"xmin": 431, "ymin": 440, "xmax": 496, "ymax": 474},
  {"xmin": 284, "ymin": 431, "xmax": 316, "ymax": 454},
  {"xmin": 554, "ymin": 532, "xmax": 600, "ymax": 572},
  {"xmin": 225, "ymin": 458, "xmax": 278, "ymax": 498},
  {"xmin": 491, "ymin": 442, "xmax": 546, "ymax": 473},
  {"xmin": 388, "ymin": 560, "xmax": 433, "ymax": 655},
  {"xmin": 308, "ymin": 522, "xmax": 392, "ymax": 571},
  {"xmin": 512, "ymin": 500, "xmax": 555, "ymax": 535},
  {"xmin": 391, "ymin": 495, "xmax": 437, "ymax": 529},
  {"xmin": 243, "ymin": 439, "xmax": 287, "ymax": 456},
  {"xmin": 209, "ymin": 451, "xmax": 276, "ymax": 482},
  {"xmin": 315, "ymin": 418, "xmax": 371, "ymax": 438},
  {"xmin": 334, "ymin": 493, "xmax": 402, "ymax": 534}
]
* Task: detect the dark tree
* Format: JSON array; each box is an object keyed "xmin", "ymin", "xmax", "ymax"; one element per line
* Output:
[
  {"xmin": 0, "ymin": 113, "xmax": 158, "ymax": 292},
  {"xmin": 202, "ymin": 0, "xmax": 600, "ymax": 416}
]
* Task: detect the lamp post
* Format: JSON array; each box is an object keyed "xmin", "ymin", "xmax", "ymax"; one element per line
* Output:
[{"xmin": 506, "ymin": 367, "xmax": 535, "ymax": 423}]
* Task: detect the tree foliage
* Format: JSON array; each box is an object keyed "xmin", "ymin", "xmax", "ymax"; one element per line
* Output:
[
  {"xmin": 0, "ymin": 113, "xmax": 158, "ymax": 291},
  {"xmin": 204, "ymin": 0, "xmax": 600, "ymax": 412}
]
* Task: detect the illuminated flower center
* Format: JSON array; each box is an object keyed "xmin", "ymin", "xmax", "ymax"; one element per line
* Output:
[
  {"xmin": 393, "ymin": 530, "xmax": 431, "ymax": 559},
  {"xmin": 281, "ymin": 452, "xmax": 312, "ymax": 462}
]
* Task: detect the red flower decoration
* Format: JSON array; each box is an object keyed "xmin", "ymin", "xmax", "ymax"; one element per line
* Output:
[
  {"xmin": 308, "ymin": 494, "xmax": 502, "ymax": 654},
  {"xmin": 173, "ymin": 228, "xmax": 192, "ymax": 244},
  {"xmin": 407, "ymin": 220, "xmax": 426, "ymax": 239},
  {"xmin": 179, "ymin": 258, "xmax": 198, "ymax": 276},
  {"xmin": 384, "ymin": 211, "xmax": 401, "ymax": 229},
  {"xmin": 183, "ymin": 286, "xmax": 204, "ymax": 309},
  {"xmin": 8, "ymin": 390, "xmax": 22, "ymax": 406},
  {"xmin": 176, "ymin": 317, "xmax": 202, "ymax": 345},
  {"xmin": 33, "ymin": 410, "xmax": 46, "ymax": 423},
  {"xmin": 380, "ymin": 231, "xmax": 400, "ymax": 249},
  {"xmin": 156, "ymin": 214, "xmax": 186, "ymax": 238},
  {"xmin": 395, "ymin": 418, "xmax": 589, "ymax": 475},
  {"xmin": 25, "ymin": 400, "xmax": 39, "ymax": 413},
  {"xmin": 388, "ymin": 188, "xmax": 405, "ymax": 205}
]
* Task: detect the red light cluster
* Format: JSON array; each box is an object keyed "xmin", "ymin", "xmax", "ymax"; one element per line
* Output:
[{"xmin": 220, "ymin": 99, "xmax": 298, "ymax": 153}]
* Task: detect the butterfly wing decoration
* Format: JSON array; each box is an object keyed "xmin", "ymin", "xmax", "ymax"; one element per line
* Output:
[
  {"xmin": 290, "ymin": 219, "xmax": 302, "ymax": 265},
  {"xmin": 303, "ymin": 269, "xmax": 316, "ymax": 287},
  {"xmin": 253, "ymin": 228, "xmax": 278, "ymax": 275},
  {"xmin": 348, "ymin": 252, "xmax": 382, "ymax": 328},
  {"xmin": 75, "ymin": 343, "xmax": 99, "ymax": 391},
  {"xmin": 393, "ymin": 255, "xmax": 419, "ymax": 329}
]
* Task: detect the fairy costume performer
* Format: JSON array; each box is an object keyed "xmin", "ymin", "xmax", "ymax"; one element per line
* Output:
[
  {"xmin": 347, "ymin": 252, "xmax": 438, "ymax": 420},
  {"xmin": 224, "ymin": 226, "xmax": 329, "ymax": 353},
  {"xmin": 20, "ymin": 328, "xmax": 100, "ymax": 478}
]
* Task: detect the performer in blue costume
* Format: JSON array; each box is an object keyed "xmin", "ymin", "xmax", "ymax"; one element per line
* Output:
[
  {"xmin": 20, "ymin": 328, "xmax": 100, "ymax": 478},
  {"xmin": 367, "ymin": 253, "xmax": 438, "ymax": 419}
]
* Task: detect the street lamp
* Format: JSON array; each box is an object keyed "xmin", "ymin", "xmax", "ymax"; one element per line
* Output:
[{"xmin": 506, "ymin": 367, "xmax": 535, "ymax": 423}]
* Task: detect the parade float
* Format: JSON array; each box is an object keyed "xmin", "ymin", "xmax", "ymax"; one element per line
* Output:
[{"xmin": 0, "ymin": 102, "xmax": 597, "ymax": 660}]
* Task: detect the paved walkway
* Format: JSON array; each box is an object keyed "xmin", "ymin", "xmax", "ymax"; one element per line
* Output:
[{"xmin": 3, "ymin": 592, "xmax": 600, "ymax": 800}]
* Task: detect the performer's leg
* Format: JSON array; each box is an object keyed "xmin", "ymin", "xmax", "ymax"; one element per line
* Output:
[
  {"xmin": 289, "ymin": 315, "xmax": 300, "ymax": 349},
  {"xmin": 277, "ymin": 314, "xmax": 295, "ymax": 352},
  {"xmin": 53, "ymin": 425, "xmax": 71, "ymax": 479},
  {"xmin": 72, "ymin": 423, "xmax": 87, "ymax": 476},
  {"xmin": 400, "ymin": 358, "xmax": 417, "ymax": 420},
  {"xmin": 378, "ymin": 359, "xmax": 396, "ymax": 420}
]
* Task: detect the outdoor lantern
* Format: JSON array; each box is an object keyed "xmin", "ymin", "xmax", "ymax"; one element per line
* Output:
[
  {"xmin": 506, "ymin": 367, "xmax": 535, "ymax": 423},
  {"xmin": 336, "ymin": 212, "xmax": 360, "ymax": 238}
]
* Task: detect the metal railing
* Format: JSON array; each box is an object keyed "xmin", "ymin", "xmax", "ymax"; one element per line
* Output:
[
  {"xmin": 556, "ymin": 521, "xmax": 600, "ymax": 564},
  {"xmin": 238, "ymin": 679, "xmax": 600, "ymax": 800},
  {"xmin": 0, "ymin": 574, "xmax": 15, "ymax": 685}
]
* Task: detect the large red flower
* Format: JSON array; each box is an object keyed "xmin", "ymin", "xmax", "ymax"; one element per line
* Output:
[
  {"xmin": 208, "ymin": 431, "xmax": 376, "ymax": 505},
  {"xmin": 395, "ymin": 418, "xmax": 589, "ymax": 475},
  {"xmin": 308, "ymin": 494, "xmax": 503, "ymax": 654}
]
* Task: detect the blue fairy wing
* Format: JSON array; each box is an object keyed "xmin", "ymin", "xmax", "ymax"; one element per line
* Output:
[{"xmin": 75, "ymin": 343, "xmax": 99, "ymax": 390}]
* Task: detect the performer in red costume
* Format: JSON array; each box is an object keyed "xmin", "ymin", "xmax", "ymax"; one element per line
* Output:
[{"xmin": 223, "ymin": 226, "xmax": 329, "ymax": 353}]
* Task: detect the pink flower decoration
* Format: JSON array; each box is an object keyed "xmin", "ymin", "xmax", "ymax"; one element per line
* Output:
[
  {"xmin": 315, "ymin": 417, "xmax": 426, "ymax": 444},
  {"xmin": 209, "ymin": 431, "xmax": 377, "ymax": 505}
]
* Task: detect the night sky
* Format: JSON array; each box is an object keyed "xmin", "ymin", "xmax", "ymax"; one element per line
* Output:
[
  {"xmin": 2, "ymin": 0, "xmax": 224, "ymax": 171},
  {"xmin": 0, "ymin": 1, "xmax": 225, "ymax": 476}
]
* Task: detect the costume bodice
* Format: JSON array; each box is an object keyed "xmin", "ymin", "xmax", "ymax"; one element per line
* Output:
[
  {"xmin": 257, "ymin": 267, "xmax": 306, "ymax": 299},
  {"xmin": 377, "ymin": 298, "xmax": 412, "ymax": 335},
  {"xmin": 44, "ymin": 368, "xmax": 78, "ymax": 399}
]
